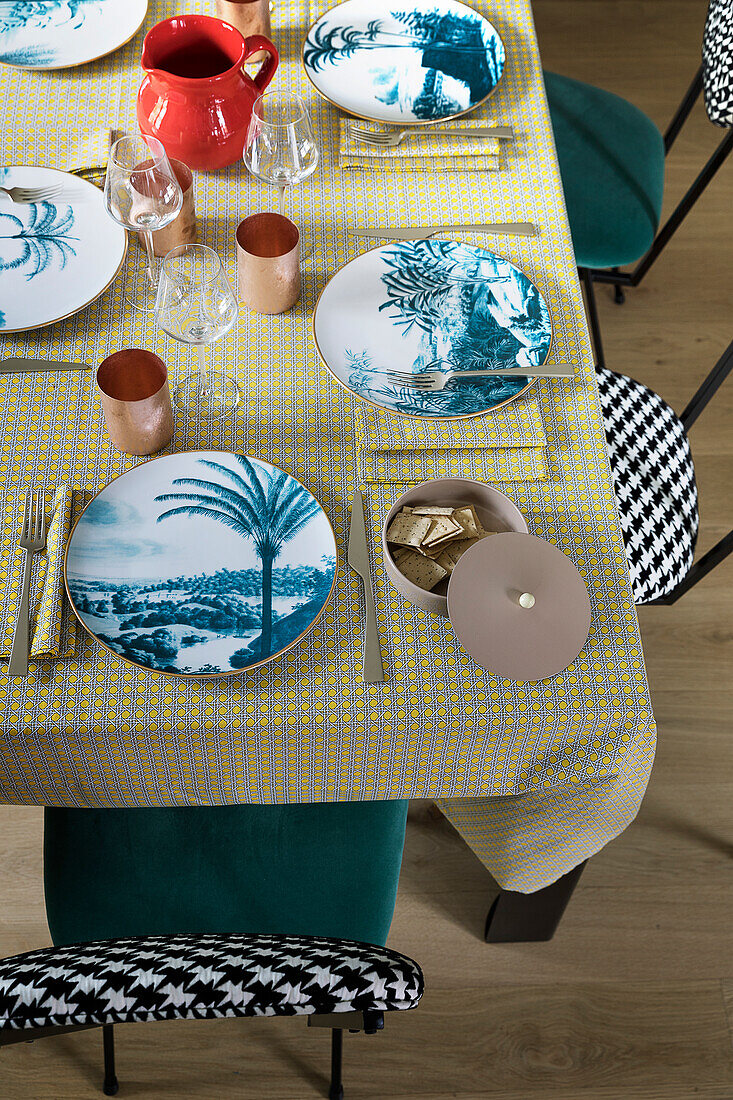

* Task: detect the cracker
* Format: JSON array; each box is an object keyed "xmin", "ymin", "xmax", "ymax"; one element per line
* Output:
[
  {"xmin": 394, "ymin": 549, "xmax": 448, "ymax": 591},
  {"xmin": 422, "ymin": 516, "xmax": 463, "ymax": 545},
  {"xmin": 433, "ymin": 549, "xmax": 456, "ymax": 575},
  {"xmin": 386, "ymin": 512, "xmax": 432, "ymax": 548},
  {"xmin": 445, "ymin": 537, "xmax": 483, "ymax": 565},
  {"xmin": 454, "ymin": 505, "xmax": 480, "ymax": 538},
  {"xmin": 411, "ymin": 506, "xmax": 456, "ymax": 516}
]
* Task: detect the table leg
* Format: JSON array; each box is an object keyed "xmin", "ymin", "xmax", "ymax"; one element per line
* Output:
[{"xmin": 484, "ymin": 859, "xmax": 587, "ymax": 943}]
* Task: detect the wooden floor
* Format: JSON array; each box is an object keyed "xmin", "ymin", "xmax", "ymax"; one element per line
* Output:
[{"xmin": 2, "ymin": 1, "xmax": 732, "ymax": 1096}]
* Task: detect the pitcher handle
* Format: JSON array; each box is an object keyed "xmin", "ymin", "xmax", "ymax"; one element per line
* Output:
[{"xmin": 244, "ymin": 36, "xmax": 279, "ymax": 92}]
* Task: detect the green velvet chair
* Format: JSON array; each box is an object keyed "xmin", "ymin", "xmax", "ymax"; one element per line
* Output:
[
  {"xmin": 0, "ymin": 801, "xmax": 421, "ymax": 1099},
  {"xmin": 544, "ymin": 1, "xmax": 733, "ymax": 368}
]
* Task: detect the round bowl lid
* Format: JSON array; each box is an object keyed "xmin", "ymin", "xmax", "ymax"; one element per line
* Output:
[{"xmin": 447, "ymin": 532, "xmax": 592, "ymax": 681}]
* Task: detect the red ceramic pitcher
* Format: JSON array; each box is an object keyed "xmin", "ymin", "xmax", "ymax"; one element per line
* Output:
[{"xmin": 137, "ymin": 15, "xmax": 278, "ymax": 172}]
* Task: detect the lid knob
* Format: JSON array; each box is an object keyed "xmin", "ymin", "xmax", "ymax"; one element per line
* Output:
[{"xmin": 518, "ymin": 591, "xmax": 536, "ymax": 609}]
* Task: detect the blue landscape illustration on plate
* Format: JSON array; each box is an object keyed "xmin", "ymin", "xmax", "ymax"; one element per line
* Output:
[
  {"xmin": 345, "ymin": 240, "xmax": 551, "ymax": 417},
  {"xmin": 0, "ymin": 1, "xmax": 105, "ymax": 65},
  {"xmin": 304, "ymin": 6, "xmax": 505, "ymax": 119},
  {"xmin": 66, "ymin": 455, "xmax": 337, "ymax": 675}
]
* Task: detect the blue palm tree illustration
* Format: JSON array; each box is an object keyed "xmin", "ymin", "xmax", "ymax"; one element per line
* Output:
[
  {"xmin": 0, "ymin": 203, "xmax": 77, "ymax": 280},
  {"xmin": 155, "ymin": 456, "xmax": 321, "ymax": 660}
]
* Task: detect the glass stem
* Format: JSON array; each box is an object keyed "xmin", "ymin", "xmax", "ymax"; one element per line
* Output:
[
  {"xmin": 278, "ymin": 185, "xmax": 286, "ymax": 217},
  {"xmin": 142, "ymin": 229, "xmax": 157, "ymax": 289},
  {"xmin": 197, "ymin": 344, "xmax": 211, "ymax": 398}
]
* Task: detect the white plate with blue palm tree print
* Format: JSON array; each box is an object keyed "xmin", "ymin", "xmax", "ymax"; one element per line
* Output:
[
  {"xmin": 313, "ymin": 240, "xmax": 553, "ymax": 420},
  {"xmin": 303, "ymin": 0, "xmax": 505, "ymax": 124},
  {"xmin": 64, "ymin": 453, "xmax": 339, "ymax": 678},
  {"xmin": 0, "ymin": 167, "xmax": 126, "ymax": 333},
  {"xmin": 0, "ymin": 0, "xmax": 148, "ymax": 70}
]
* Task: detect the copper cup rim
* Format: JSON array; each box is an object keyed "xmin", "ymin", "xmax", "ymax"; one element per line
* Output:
[
  {"xmin": 236, "ymin": 212, "xmax": 300, "ymax": 259},
  {"xmin": 97, "ymin": 349, "xmax": 169, "ymax": 404},
  {"xmin": 135, "ymin": 156, "xmax": 193, "ymax": 193}
]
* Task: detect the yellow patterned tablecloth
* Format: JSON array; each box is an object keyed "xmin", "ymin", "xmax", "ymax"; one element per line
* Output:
[{"xmin": 0, "ymin": 0, "xmax": 655, "ymax": 888}]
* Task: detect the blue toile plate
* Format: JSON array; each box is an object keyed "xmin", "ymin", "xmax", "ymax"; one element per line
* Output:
[
  {"xmin": 303, "ymin": 0, "xmax": 505, "ymax": 124},
  {"xmin": 0, "ymin": 0, "xmax": 148, "ymax": 70},
  {"xmin": 313, "ymin": 240, "xmax": 553, "ymax": 420},
  {"xmin": 64, "ymin": 452, "xmax": 339, "ymax": 678},
  {"xmin": 0, "ymin": 167, "xmax": 126, "ymax": 333}
]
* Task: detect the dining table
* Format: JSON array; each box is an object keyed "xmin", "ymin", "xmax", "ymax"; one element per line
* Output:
[{"xmin": 0, "ymin": 0, "xmax": 656, "ymax": 934}]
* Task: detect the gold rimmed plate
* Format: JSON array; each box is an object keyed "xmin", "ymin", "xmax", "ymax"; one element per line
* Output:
[
  {"xmin": 312, "ymin": 240, "xmax": 553, "ymax": 420},
  {"xmin": 0, "ymin": 166, "xmax": 126, "ymax": 334},
  {"xmin": 0, "ymin": 0, "xmax": 149, "ymax": 70},
  {"xmin": 302, "ymin": 0, "xmax": 506, "ymax": 125},
  {"xmin": 64, "ymin": 452, "xmax": 339, "ymax": 678}
]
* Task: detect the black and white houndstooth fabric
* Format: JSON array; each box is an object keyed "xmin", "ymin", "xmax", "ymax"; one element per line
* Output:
[
  {"xmin": 703, "ymin": 0, "xmax": 733, "ymax": 126},
  {"xmin": 597, "ymin": 369, "xmax": 699, "ymax": 604},
  {"xmin": 0, "ymin": 933, "xmax": 424, "ymax": 1031}
]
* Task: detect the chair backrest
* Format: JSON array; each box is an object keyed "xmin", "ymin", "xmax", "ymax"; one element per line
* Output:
[{"xmin": 703, "ymin": 0, "xmax": 733, "ymax": 126}]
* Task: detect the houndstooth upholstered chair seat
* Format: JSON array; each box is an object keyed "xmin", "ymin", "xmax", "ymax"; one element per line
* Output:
[
  {"xmin": 0, "ymin": 932, "xmax": 424, "ymax": 1030},
  {"xmin": 0, "ymin": 931, "xmax": 423, "ymax": 1097},
  {"xmin": 597, "ymin": 368, "xmax": 699, "ymax": 604}
]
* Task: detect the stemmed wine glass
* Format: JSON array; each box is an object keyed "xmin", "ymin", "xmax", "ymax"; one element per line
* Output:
[
  {"xmin": 104, "ymin": 134, "xmax": 183, "ymax": 312},
  {"xmin": 155, "ymin": 244, "xmax": 240, "ymax": 417},
  {"xmin": 243, "ymin": 91, "xmax": 319, "ymax": 222}
]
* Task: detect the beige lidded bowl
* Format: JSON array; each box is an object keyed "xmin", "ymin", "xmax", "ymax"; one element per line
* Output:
[{"xmin": 381, "ymin": 478, "xmax": 529, "ymax": 617}]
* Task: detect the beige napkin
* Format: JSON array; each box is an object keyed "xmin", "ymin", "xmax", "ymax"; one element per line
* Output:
[
  {"xmin": 0, "ymin": 128, "xmax": 112, "ymax": 172},
  {"xmin": 356, "ymin": 400, "xmax": 547, "ymax": 484},
  {"xmin": 0, "ymin": 487, "xmax": 76, "ymax": 661},
  {"xmin": 339, "ymin": 115, "xmax": 504, "ymax": 171}
]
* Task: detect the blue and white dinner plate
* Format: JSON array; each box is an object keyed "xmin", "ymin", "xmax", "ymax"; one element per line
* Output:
[
  {"xmin": 313, "ymin": 240, "xmax": 553, "ymax": 420},
  {"xmin": 0, "ymin": 0, "xmax": 148, "ymax": 70},
  {"xmin": 303, "ymin": 0, "xmax": 505, "ymax": 124},
  {"xmin": 64, "ymin": 452, "xmax": 339, "ymax": 678},
  {"xmin": 0, "ymin": 167, "xmax": 126, "ymax": 333}
]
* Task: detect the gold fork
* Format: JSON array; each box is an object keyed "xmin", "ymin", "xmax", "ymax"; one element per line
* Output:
[{"xmin": 8, "ymin": 490, "xmax": 47, "ymax": 677}]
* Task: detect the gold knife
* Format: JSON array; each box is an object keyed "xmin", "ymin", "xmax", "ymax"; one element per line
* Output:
[
  {"xmin": 349, "ymin": 222, "xmax": 538, "ymax": 241},
  {"xmin": 347, "ymin": 490, "xmax": 385, "ymax": 683},
  {"xmin": 0, "ymin": 358, "xmax": 91, "ymax": 374}
]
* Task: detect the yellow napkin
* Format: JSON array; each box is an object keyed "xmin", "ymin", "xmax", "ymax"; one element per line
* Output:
[
  {"xmin": 356, "ymin": 398, "xmax": 547, "ymax": 483},
  {"xmin": 0, "ymin": 487, "xmax": 76, "ymax": 661},
  {"xmin": 1, "ymin": 128, "xmax": 112, "ymax": 173},
  {"xmin": 339, "ymin": 116, "xmax": 504, "ymax": 171}
]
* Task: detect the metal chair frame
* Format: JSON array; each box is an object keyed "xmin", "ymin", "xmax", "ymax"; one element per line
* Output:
[
  {"xmin": 0, "ymin": 1007, "xmax": 387, "ymax": 1098},
  {"xmin": 642, "ymin": 337, "xmax": 733, "ymax": 604},
  {"xmin": 579, "ymin": 65, "xmax": 733, "ymax": 370}
]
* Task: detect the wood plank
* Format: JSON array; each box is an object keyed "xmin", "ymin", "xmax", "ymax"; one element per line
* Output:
[{"xmin": 2, "ymin": 983, "xmax": 731, "ymax": 1099}]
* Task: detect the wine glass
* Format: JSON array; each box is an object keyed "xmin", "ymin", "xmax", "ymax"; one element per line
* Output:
[
  {"xmin": 104, "ymin": 135, "xmax": 183, "ymax": 312},
  {"xmin": 155, "ymin": 244, "xmax": 240, "ymax": 416},
  {"xmin": 243, "ymin": 91, "xmax": 319, "ymax": 220}
]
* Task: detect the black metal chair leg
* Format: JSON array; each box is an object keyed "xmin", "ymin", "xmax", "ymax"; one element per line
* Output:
[
  {"xmin": 579, "ymin": 268, "xmax": 605, "ymax": 370},
  {"xmin": 612, "ymin": 267, "xmax": 625, "ymax": 304},
  {"xmin": 484, "ymin": 860, "xmax": 588, "ymax": 942},
  {"xmin": 102, "ymin": 1024, "xmax": 119, "ymax": 1096},
  {"xmin": 329, "ymin": 1028, "xmax": 344, "ymax": 1100}
]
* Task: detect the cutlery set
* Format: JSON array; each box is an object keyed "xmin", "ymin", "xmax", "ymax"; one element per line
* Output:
[{"xmin": 346, "ymin": 121, "xmax": 515, "ymax": 148}]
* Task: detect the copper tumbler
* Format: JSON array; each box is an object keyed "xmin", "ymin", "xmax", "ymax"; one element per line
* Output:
[
  {"xmin": 216, "ymin": 0, "xmax": 271, "ymax": 53},
  {"xmin": 136, "ymin": 158, "xmax": 197, "ymax": 258},
  {"xmin": 236, "ymin": 212, "xmax": 300, "ymax": 314},
  {"xmin": 97, "ymin": 350, "xmax": 174, "ymax": 456}
]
